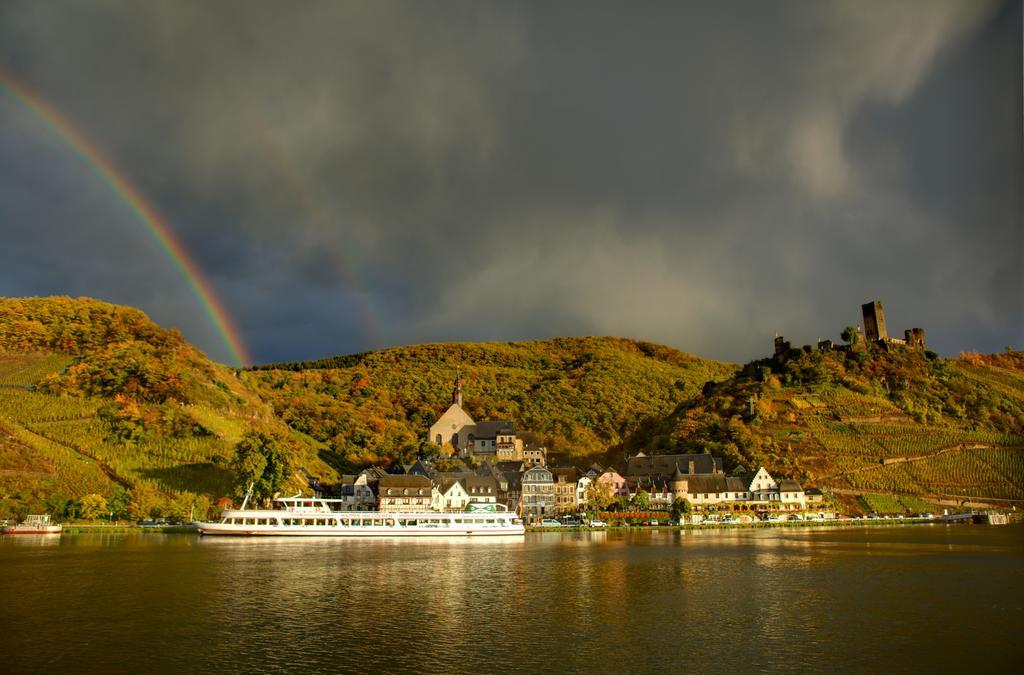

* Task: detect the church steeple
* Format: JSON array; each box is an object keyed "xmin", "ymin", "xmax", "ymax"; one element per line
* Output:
[{"xmin": 452, "ymin": 371, "xmax": 463, "ymax": 407}]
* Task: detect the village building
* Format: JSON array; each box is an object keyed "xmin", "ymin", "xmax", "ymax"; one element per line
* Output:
[
  {"xmin": 426, "ymin": 374, "xmax": 546, "ymax": 462},
  {"xmin": 501, "ymin": 468, "xmax": 524, "ymax": 513},
  {"xmin": 596, "ymin": 469, "xmax": 630, "ymax": 498},
  {"xmin": 614, "ymin": 461, "xmax": 808, "ymax": 511},
  {"xmin": 470, "ymin": 421, "xmax": 523, "ymax": 459},
  {"xmin": 336, "ymin": 474, "xmax": 376, "ymax": 511},
  {"xmin": 376, "ymin": 474, "xmax": 433, "ymax": 512},
  {"xmin": 431, "ymin": 477, "xmax": 472, "ymax": 512},
  {"xmin": 521, "ymin": 465, "xmax": 555, "ymax": 518},
  {"xmin": 576, "ymin": 474, "xmax": 593, "ymax": 509},
  {"xmin": 550, "ymin": 467, "xmax": 578, "ymax": 514},
  {"xmin": 521, "ymin": 433, "xmax": 548, "ymax": 467},
  {"xmin": 462, "ymin": 475, "xmax": 499, "ymax": 505}
]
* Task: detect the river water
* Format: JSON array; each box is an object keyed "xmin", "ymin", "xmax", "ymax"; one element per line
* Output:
[{"xmin": 2, "ymin": 524, "xmax": 1021, "ymax": 673}]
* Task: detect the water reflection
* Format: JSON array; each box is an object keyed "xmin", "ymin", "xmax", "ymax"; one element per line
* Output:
[
  {"xmin": 0, "ymin": 534, "xmax": 61, "ymax": 547},
  {"xmin": 0, "ymin": 525, "xmax": 1020, "ymax": 673}
]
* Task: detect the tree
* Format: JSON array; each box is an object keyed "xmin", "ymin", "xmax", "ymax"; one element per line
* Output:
[
  {"xmin": 232, "ymin": 429, "xmax": 295, "ymax": 502},
  {"xmin": 671, "ymin": 497, "xmax": 692, "ymax": 520},
  {"xmin": 584, "ymin": 480, "xmax": 616, "ymax": 510},
  {"xmin": 107, "ymin": 486, "xmax": 130, "ymax": 521},
  {"xmin": 417, "ymin": 440, "xmax": 443, "ymax": 459},
  {"xmin": 79, "ymin": 493, "xmax": 109, "ymax": 520},
  {"xmin": 129, "ymin": 483, "xmax": 165, "ymax": 520},
  {"xmin": 630, "ymin": 490, "xmax": 650, "ymax": 511},
  {"xmin": 841, "ymin": 326, "xmax": 858, "ymax": 345}
]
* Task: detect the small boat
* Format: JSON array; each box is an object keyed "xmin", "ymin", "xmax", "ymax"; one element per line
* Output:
[{"xmin": 2, "ymin": 514, "xmax": 62, "ymax": 535}]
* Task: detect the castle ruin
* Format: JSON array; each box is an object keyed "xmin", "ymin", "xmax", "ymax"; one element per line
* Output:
[{"xmin": 772, "ymin": 300, "xmax": 926, "ymax": 360}]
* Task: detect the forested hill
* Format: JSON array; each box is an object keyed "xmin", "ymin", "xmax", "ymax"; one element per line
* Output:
[
  {"xmin": 625, "ymin": 344, "xmax": 1024, "ymax": 508},
  {"xmin": 244, "ymin": 337, "xmax": 740, "ymax": 467},
  {"xmin": 0, "ymin": 297, "xmax": 336, "ymax": 519},
  {"xmin": 2, "ymin": 296, "xmax": 1021, "ymax": 519}
]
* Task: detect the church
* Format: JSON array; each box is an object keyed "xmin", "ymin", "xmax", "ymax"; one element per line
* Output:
[{"xmin": 428, "ymin": 374, "xmax": 539, "ymax": 463}]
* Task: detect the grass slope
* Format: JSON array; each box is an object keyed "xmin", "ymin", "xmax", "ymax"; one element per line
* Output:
[{"xmin": 0, "ymin": 297, "xmax": 336, "ymax": 518}]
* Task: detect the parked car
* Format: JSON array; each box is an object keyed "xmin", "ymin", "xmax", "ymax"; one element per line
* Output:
[
  {"xmin": 588, "ymin": 520, "xmax": 608, "ymax": 527},
  {"xmin": 540, "ymin": 519, "xmax": 562, "ymax": 527}
]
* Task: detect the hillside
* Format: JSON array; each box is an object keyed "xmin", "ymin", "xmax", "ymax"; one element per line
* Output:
[
  {"xmin": 2, "ymin": 296, "xmax": 1021, "ymax": 520},
  {"xmin": 626, "ymin": 343, "xmax": 1024, "ymax": 509},
  {"xmin": 246, "ymin": 337, "xmax": 740, "ymax": 468},
  {"xmin": 0, "ymin": 297, "xmax": 336, "ymax": 520}
]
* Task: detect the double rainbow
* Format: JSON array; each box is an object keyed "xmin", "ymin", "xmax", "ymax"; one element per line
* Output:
[{"xmin": 0, "ymin": 72, "xmax": 251, "ymax": 367}]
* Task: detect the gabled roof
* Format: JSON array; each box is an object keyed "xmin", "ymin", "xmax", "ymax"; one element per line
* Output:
[
  {"xmin": 726, "ymin": 477, "xmax": 748, "ymax": 492},
  {"xmin": 473, "ymin": 421, "xmax": 517, "ymax": 439},
  {"xmin": 476, "ymin": 460, "xmax": 501, "ymax": 478},
  {"xmin": 406, "ymin": 460, "xmax": 436, "ymax": 479},
  {"xmin": 501, "ymin": 470, "xmax": 523, "ymax": 490},
  {"xmin": 550, "ymin": 466, "xmax": 578, "ymax": 483},
  {"xmin": 626, "ymin": 453, "xmax": 723, "ymax": 478},
  {"xmin": 523, "ymin": 465, "xmax": 553, "ymax": 481},
  {"xmin": 684, "ymin": 474, "xmax": 730, "ymax": 494},
  {"xmin": 462, "ymin": 475, "xmax": 498, "ymax": 494},
  {"xmin": 378, "ymin": 474, "xmax": 432, "ymax": 489},
  {"xmin": 778, "ymin": 479, "xmax": 803, "ymax": 492}
]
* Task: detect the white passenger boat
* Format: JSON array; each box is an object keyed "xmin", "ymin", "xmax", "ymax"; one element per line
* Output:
[{"xmin": 198, "ymin": 495, "xmax": 525, "ymax": 537}]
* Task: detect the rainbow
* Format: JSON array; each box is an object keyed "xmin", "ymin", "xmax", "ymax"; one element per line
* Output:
[{"xmin": 0, "ymin": 71, "xmax": 251, "ymax": 366}]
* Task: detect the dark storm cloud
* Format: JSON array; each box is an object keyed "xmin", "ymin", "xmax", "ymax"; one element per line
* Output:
[{"xmin": 0, "ymin": 0, "xmax": 1020, "ymax": 364}]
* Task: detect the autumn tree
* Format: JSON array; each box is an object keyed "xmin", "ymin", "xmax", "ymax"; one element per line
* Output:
[
  {"xmin": 129, "ymin": 483, "xmax": 165, "ymax": 520},
  {"xmin": 79, "ymin": 493, "xmax": 109, "ymax": 520},
  {"xmin": 584, "ymin": 480, "xmax": 616, "ymax": 510},
  {"xmin": 232, "ymin": 429, "xmax": 296, "ymax": 503}
]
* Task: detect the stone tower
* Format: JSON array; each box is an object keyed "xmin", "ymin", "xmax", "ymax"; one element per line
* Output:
[
  {"xmin": 671, "ymin": 464, "xmax": 688, "ymax": 497},
  {"xmin": 862, "ymin": 301, "xmax": 888, "ymax": 341},
  {"xmin": 904, "ymin": 328, "xmax": 926, "ymax": 349}
]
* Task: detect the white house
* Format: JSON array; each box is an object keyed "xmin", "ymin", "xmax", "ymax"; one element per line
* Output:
[
  {"xmin": 432, "ymin": 479, "xmax": 471, "ymax": 512},
  {"xmin": 576, "ymin": 475, "xmax": 592, "ymax": 508}
]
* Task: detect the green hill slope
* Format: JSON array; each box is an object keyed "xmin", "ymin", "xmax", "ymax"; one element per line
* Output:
[
  {"xmin": 2, "ymin": 296, "xmax": 1020, "ymax": 519},
  {"xmin": 625, "ymin": 344, "xmax": 1024, "ymax": 508},
  {"xmin": 246, "ymin": 337, "xmax": 740, "ymax": 468},
  {"xmin": 0, "ymin": 297, "xmax": 335, "ymax": 519}
]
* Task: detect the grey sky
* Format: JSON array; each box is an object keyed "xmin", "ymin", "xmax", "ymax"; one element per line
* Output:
[{"xmin": 0, "ymin": 0, "xmax": 1020, "ymax": 365}]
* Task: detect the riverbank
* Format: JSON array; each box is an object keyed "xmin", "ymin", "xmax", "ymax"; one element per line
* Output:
[
  {"xmin": 526, "ymin": 514, "xmax": 1020, "ymax": 532},
  {"xmin": 55, "ymin": 524, "xmax": 199, "ymax": 535}
]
